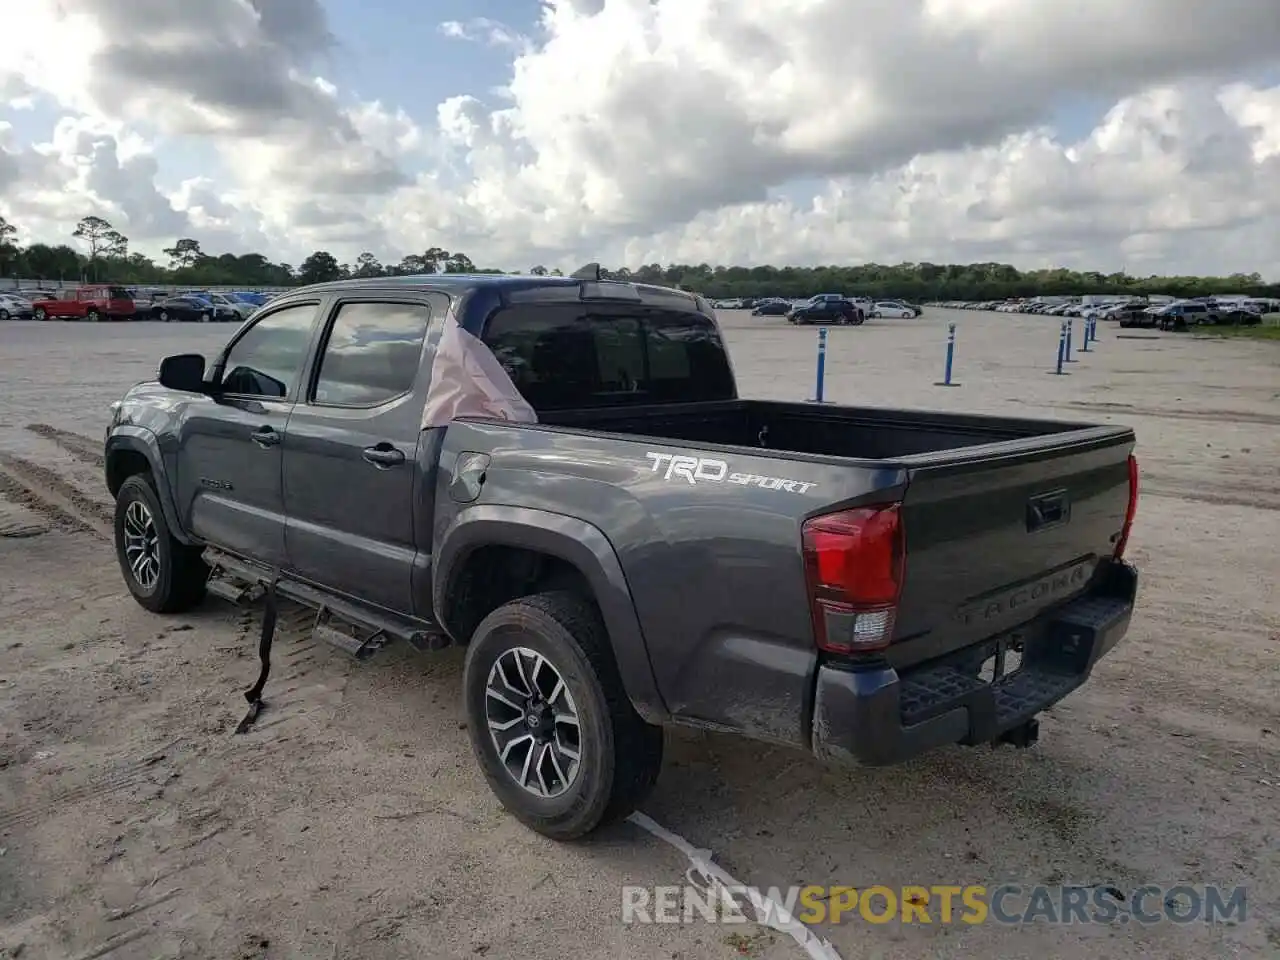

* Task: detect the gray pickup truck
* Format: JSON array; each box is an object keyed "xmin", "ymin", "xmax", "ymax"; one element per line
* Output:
[{"xmin": 104, "ymin": 271, "xmax": 1140, "ymax": 839}]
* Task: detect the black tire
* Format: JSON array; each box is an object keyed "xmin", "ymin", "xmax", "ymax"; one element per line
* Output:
[
  {"xmin": 463, "ymin": 590, "xmax": 663, "ymax": 840},
  {"xmin": 851, "ymin": 312, "xmax": 865, "ymax": 325},
  {"xmin": 86, "ymin": 308, "xmax": 100, "ymax": 322},
  {"xmin": 33, "ymin": 307, "xmax": 47, "ymax": 321},
  {"xmin": 0, "ymin": 309, "xmax": 9, "ymax": 321},
  {"xmin": 113, "ymin": 475, "xmax": 208, "ymax": 613}
]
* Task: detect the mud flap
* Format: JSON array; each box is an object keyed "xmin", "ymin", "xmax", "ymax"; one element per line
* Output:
[{"xmin": 234, "ymin": 574, "xmax": 279, "ymax": 735}]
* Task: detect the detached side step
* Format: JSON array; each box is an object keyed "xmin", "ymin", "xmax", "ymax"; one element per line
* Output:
[
  {"xmin": 313, "ymin": 608, "xmax": 391, "ymax": 662},
  {"xmin": 201, "ymin": 547, "xmax": 451, "ymax": 658},
  {"xmin": 205, "ymin": 573, "xmax": 262, "ymax": 605}
]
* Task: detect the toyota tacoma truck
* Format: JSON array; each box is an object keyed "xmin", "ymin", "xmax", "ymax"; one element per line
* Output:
[{"xmin": 104, "ymin": 269, "xmax": 1140, "ymax": 840}]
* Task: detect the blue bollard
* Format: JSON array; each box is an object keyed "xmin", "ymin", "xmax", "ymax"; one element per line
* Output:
[
  {"xmin": 1080, "ymin": 316, "xmax": 1091, "ymax": 352},
  {"xmin": 1050, "ymin": 320, "xmax": 1068, "ymax": 374},
  {"xmin": 934, "ymin": 322, "xmax": 960, "ymax": 386},
  {"xmin": 1090, "ymin": 316, "xmax": 1099, "ymax": 344},
  {"xmin": 1065, "ymin": 317, "xmax": 1076, "ymax": 361},
  {"xmin": 808, "ymin": 325, "xmax": 830, "ymax": 403}
]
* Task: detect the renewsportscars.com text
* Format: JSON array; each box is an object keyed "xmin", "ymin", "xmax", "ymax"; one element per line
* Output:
[{"xmin": 621, "ymin": 881, "xmax": 1247, "ymax": 926}]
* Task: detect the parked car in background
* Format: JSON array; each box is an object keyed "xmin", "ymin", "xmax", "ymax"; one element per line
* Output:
[
  {"xmin": 869, "ymin": 300, "xmax": 915, "ymax": 319},
  {"xmin": 30, "ymin": 284, "xmax": 136, "ymax": 321},
  {"xmin": 788, "ymin": 296, "xmax": 864, "ymax": 325},
  {"xmin": 0, "ymin": 293, "xmax": 34, "ymax": 320},
  {"xmin": 151, "ymin": 296, "xmax": 228, "ymax": 323},
  {"xmin": 903, "ymin": 302, "xmax": 924, "ymax": 316},
  {"xmin": 751, "ymin": 298, "xmax": 792, "ymax": 316},
  {"xmin": 175, "ymin": 293, "xmax": 244, "ymax": 322},
  {"xmin": 205, "ymin": 292, "xmax": 256, "ymax": 320},
  {"xmin": 1153, "ymin": 301, "xmax": 1213, "ymax": 331},
  {"xmin": 1106, "ymin": 304, "xmax": 1152, "ymax": 325}
]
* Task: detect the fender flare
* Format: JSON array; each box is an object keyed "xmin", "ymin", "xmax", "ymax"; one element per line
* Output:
[
  {"xmin": 105, "ymin": 428, "xmax": 195, "ymax": 544},
  {"xmin": 434, "ymin": 505, "xmax": 669, "ymax": 724}
]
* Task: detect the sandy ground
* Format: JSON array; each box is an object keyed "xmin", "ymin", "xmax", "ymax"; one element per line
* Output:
[{"xmin": 0, "ymin": 310, "xmax": 1277, "ymax": 960}]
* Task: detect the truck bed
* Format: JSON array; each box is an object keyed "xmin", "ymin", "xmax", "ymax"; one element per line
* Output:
[
  {"xmin": 541, "ymin": 398, "xmax": 1093, "ymax": 461},
  {"xmin": 515, "ymin": 397, "xmax": 1135, "ymax": 743}
]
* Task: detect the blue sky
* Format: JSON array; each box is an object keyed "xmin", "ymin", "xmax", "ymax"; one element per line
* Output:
[
  {"xmin": 4, "ymin": 1, "xmax": 1278, "ymax": 275},
  {"xmin": 324, "ymin": 0, "xmax": 541, "ymax": 105},
  {"xmin": 4, "ymin": 0, "xmax": 545, "ymax": 199},
  {"xmin": 9, "ymin": 4, "xmax": 1277, "ymax": 211}
]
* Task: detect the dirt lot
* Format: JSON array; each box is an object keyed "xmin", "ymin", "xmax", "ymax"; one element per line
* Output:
[{"xmin": 1, "ymin": 311, "xmax": 1277, "ymax": 960}]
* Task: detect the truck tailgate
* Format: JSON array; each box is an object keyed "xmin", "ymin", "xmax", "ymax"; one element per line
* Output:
[{"xmin": 891, "ymin": 426, "xmax": 1135, "ymax": 668}]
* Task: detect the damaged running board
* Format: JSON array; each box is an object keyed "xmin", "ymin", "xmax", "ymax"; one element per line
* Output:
[{"xmin": 203, "ymin": 547, "xmax": 451, "ymax": 661}]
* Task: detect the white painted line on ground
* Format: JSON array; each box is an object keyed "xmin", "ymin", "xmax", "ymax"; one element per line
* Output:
[{"xmin": 628, "ymin": 811, "xmax": 844, "ymax": 960}]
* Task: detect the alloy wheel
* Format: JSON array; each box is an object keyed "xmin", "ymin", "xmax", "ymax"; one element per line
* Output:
[
  {"xmin": 122, "ymin": 500, "xmax": 161, "ymax": 592},
  {"xmin": 484, "ymin": 646, "xmax": 582, "ymax": 799}
]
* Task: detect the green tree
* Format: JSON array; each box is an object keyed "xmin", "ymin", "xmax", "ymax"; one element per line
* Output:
[
  {"xmin": 71, "ymin": 216, "xmax": 116, "ymax": 277},
  {"xmin": 297, "ymin": 250, "xmax": 344, "ymax": 284},
  {"xmin": 163, "ymin": 238, "xmax": 204, "ymax": 269},
  {"xmin": 23, "ymin": 243, "xmax": 84, "ymax": 280},
  {"xmin": 0, "ymin": 216, "xmax": 18, "ymax": 275},
  {"xmin": 352, "ymin": 252, "xmax": 383, "ymax": 278}
]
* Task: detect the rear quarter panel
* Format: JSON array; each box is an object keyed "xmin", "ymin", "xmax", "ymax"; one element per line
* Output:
[{"xmin": 434, "ymin": 419, "xmax": 906, "ymax": 746}]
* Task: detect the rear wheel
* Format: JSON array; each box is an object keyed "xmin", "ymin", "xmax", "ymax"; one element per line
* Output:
[
  {"xmin": 86, "ymin": 308, "xmax": 100, "ymax": 322},
  {"xmin": 200, "ymin": 311, "xmax": 211, "ymax": 323},
  {"xmin": 33, "ymin": 307, "xmax": 47, "ymax": 321},
  {"xmin": 0, "ymin": 309, "xmax": 9, "ymax": 321},
  {"xmin": 113, "ymin": 475, "xmax": 208, "ymax": 613},
  {"xmin": 463, "ymin": 591, "xmax": 663, "ymax": 840}
]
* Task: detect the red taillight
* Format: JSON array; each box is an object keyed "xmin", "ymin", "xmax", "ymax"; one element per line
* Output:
[
  {"xmin": 801, "ymin": 503, "xmax": 904, "ymax": 654},
  {"xmin": 1113, "ymin": 454, "xmax": 1139, "ymax": 559}
]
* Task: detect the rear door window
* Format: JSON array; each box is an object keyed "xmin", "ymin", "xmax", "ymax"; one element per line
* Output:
[
  {"xmin": 311, "ymin": 301, "xmax": 432, "ymax": 407},
  {"xmin": 481, "ymin": 305, "xmax": 734, "ymax": 410}
]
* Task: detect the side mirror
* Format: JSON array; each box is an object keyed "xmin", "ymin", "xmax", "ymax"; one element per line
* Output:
[{"xmin": 158, "ymin": 353, "xmax": 208, "ymax": 393}]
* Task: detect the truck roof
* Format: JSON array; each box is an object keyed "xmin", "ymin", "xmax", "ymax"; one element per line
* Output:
[
  {"xmin": 295, "ymin": 272, "xmax": 699, "ymax": 301},
  {"xmin": 289, "ymin": 273, "xmax": 711, "ymax": 334}
]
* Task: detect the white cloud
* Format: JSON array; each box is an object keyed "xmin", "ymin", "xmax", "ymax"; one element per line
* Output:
[
  {"xmin": 0, "ymin": 0, "xmax": 1279, "ymax": 276},
  {"xmin": 439, "ymin": 18, "xmax": 532, "ymax": 53}
]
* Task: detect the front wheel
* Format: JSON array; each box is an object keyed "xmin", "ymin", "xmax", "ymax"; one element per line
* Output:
[
  {"xmin": 200, "ymin": 311, "xmax": 211, "ymax": 323},
  {"xmin": 86, "ymin": 309, "xmax": 100, "ymax": 322},
  {"xmin": 0, "ymin": 309, "xmax": 9, "ymax": 321},
  {"xmin": 113, "ymin": 475, "xmax": 208, "ymax": 613},
  {"xmin": 33, "ymin": 307, "xmax": 47, "ymax": 321},
  {"xmin": 463, "ymin": 591, "xmax": 663, "ymax": 841}
]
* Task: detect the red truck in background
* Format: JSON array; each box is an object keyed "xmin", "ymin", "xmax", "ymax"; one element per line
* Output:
[{"xmin": 31, "ymin": 285, "xmax": 136, "ymax": 321}]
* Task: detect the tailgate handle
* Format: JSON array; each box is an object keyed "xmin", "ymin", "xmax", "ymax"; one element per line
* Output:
[{"xmin": 1027, "ymin": 490, "xmax": 1070, "ymax": 531}]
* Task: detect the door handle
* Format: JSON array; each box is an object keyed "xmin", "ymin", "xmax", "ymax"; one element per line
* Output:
[
  {"xmin": 362, "ymin": 444, "xmax": 406, "ymax": 468},
  {"xmin": 250, "ymin": 426, "xmax": 280, "ymax": 448}
]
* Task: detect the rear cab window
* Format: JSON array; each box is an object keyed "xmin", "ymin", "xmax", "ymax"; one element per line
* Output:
[{"xmin": 480, "ymin": 303, "xmax": 735, "ymax": 411}]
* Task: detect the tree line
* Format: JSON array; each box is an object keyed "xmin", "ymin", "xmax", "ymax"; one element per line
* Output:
[{"xmin": 2, "ymin": 214, "xmax": 1277, "ymax": 301}]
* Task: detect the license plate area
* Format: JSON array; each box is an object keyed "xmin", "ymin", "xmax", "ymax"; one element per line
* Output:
[{"xmin": 978, "ymin": 634, "xmax": 1024, "ymax": 683}]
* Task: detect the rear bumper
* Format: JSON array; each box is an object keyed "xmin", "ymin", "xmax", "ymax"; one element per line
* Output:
[{"xmin": 811, "ymin": 559, "xmax": 1137, "ymax": 767}]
